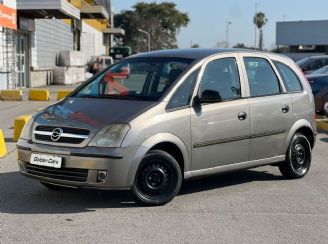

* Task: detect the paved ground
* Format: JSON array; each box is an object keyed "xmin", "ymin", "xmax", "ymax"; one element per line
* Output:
[{"xmin": 0, "ymin": 95, "xmax": 328, "ymax": 244}]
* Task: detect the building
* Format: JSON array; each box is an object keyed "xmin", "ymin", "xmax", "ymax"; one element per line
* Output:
[
  {"xmin": 276, "ymin": 20, "xmax": 328, "ymax": 61},
  {"xmin": 0, "ymin": 0, "xmax": 124, "ymax": 90}
]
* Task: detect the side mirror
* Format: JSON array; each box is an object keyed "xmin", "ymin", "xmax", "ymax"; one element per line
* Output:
[
  {"xmin": 199, "ymin": 90, "xmax": 222, "ymax": 103},
  {"xmin": 192, "ymin": 95, "xmax": 201, "ymax": 107}
]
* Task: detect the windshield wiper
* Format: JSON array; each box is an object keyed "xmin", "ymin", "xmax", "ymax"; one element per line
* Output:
[{"xmin": 75, "ymin": 94, "xmax": 99, "ymax": 98}]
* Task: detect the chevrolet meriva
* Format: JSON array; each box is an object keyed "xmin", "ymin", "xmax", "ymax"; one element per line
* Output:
[{"xmin": 17, "ymin": 49, "xmax": 316, "ymax": 205}]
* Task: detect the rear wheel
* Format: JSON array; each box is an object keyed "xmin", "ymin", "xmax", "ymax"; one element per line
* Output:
[
  {"xmin": 279, "ymin": 133, "xmax": 312, "ymax": 179},
  {"xmin": 132, "ymin": 150, "xmax": 182, "ymax": 206}
]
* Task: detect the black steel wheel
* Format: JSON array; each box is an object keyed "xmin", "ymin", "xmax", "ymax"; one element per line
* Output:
[
  {"xmin": 279, "ymin": 133, "xmax": 312, "ymax": 179},
  {"xmin": 132, "ymin": 150, "xmax": 182, "ymax": 206}
]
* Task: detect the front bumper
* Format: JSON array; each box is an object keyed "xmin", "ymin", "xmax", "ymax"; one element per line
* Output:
[{"xmin": 17, "ymin": 139, "xmax": 143, "ymax": 190}]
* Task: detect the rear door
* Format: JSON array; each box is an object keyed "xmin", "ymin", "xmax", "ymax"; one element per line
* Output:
[{"xmin": 240, "ymin": 54, "xmax": 292, "ymax": 160}]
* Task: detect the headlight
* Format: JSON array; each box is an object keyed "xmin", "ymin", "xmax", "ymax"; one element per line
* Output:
[
  {"xmin": 20, "ymin": 117, "xmax": 34, "ymax": 140},
  {"xmin": 88, "ymin": 124, "xmax": 130, "ymax": 148}
]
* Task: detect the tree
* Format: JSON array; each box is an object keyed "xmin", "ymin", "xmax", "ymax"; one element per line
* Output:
[
  {"xmin": 253, "ymin": 12, "xmax": 268, "ymax": 50},
  {"xmin": 191, "ymin": 43, "xmax": 200, "ymax": 48},
  {"xmin": 233, "ymin": 43, "xmax": 247, "ymax": 48},
  {"xmin": 114, "ymin": 2, "xmax": 189, "ymax": 53}
]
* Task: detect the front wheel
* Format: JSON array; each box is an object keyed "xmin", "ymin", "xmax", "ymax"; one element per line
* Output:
[
  {"xmin": 279, "ymin": 133, "xmax": 312, "ymax": 179},
  {"xmin": 132, "ymin": 150, "xmax": 182, "ymax": 206}
]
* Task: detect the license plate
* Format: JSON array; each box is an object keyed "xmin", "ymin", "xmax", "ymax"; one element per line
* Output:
[{"xmin": 30, "ymin": 153, "xmax": 62, "ymax": 168}]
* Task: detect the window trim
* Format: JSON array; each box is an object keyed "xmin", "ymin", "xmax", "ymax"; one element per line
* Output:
[
  {"xmin": 272, "ymin": 60, "xmax": 304, "ymax": 94},
  {"xmin": 165, "ymin": 68, "xmax": 200, "ymax": 112},
  {"xmin": 243, "ymin": 56, "xmax": 284, "ymax": 98},
  {"xmin": 196, "ymin": 57, "xmax": 243, "ymax": 105}
]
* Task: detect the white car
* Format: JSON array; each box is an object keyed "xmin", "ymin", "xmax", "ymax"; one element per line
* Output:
[{"xmin": 324, "ymin": 102, "xmax": 328, "ymax": 117}]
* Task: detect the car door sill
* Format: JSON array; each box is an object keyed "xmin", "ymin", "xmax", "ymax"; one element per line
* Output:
[{"xmin": 184, "ymin": 155, "xmax": 285, "ymax": 179}]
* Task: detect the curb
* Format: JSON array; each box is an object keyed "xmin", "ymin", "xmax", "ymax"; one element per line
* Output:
[
  {"xmin": 57, "ymin": 90, "xmax": 72, "ymax": 100},
  {"xmin": 0, "ymin": 129, "xmax": 7, "ymax": 158},
  {"xmin": 317, "ymin": 119, "xmax": 328, "ymax": 132},
  {"xmin": 28, "ymin": 90, "xmax": 50, "ymax": 101},
  {"xmin": 14, "ymin": 115, "xmax": 32, "ymax": 142},
  {"xmin": 0, "ymin": 90, "xmax": 23, "ymax": 101}
]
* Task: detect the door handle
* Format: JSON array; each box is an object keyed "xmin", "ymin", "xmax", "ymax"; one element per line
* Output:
[
  {"xmin": 282, "ymin": 104, "xmax": 289, "ymax": 113},
  {"xmin": 238, "ymin": 112, "xmax": 247, "ymax": 120}
]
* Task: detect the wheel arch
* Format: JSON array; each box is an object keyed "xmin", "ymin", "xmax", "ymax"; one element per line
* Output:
[
  {"xmin": 286, "ymin": 119, "xmax": 315, "ymax": 149},
  {"xmin": 126, "ymin": 133, "xmax": 191, "ymax": 187}
]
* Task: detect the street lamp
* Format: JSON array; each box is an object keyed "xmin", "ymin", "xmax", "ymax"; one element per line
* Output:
[
  {"xmin": 137, "ymin": 28, "xmax": 150, "ymax": 52},
  {"xmin": 225, "ymin": 21, "xmax": 231, "ymax": 48}
]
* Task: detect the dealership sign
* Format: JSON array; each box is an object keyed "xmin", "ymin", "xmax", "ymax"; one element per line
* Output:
[{"xmin": 0, "ymin": 4, "xmax": 17, "ymax": 30}]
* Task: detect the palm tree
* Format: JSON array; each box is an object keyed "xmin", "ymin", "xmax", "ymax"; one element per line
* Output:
[{"xmin": 253, "ymin": 12, "xmax": 268, "ymax": 50}]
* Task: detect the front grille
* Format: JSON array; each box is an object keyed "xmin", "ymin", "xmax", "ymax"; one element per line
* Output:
[
  {"xmin": 36, "ymin": 126, "xmax": 90, "ymax": 135},
  {"xmin": 33, "ymin": 125, "xmax": 90, "ymax": 144},
  {"xmin": 25, "ymin": 163, "xmax": 88, "ymax": 182}
]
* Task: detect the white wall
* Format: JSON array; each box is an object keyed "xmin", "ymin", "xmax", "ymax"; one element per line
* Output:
[
  {"xmin": 3, "ymin": 0, "xmax": 16, "ymax": 9},
  {"xmin": 81, "ymin": 32, "xmax": 95, "ymax": 62},
  {"xmin": 0, "ymin": 0, "xmax": 16, "ymax": 89},
  {"xmin": 31, "ymin": 19, "xmax": 73, "ymax": 68},
  {"xmin": 81, "ymin": 21, "xmax": 106, "ymax": 61}
]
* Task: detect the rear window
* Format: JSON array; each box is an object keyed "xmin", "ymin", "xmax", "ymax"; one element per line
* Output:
[
  {"xmin": 244, "ymin": 57, "xmax": 281, "ymax": 97},
  {"xmin": 273, "ymin": 61, "xmax": 303, "ymax": 93}
]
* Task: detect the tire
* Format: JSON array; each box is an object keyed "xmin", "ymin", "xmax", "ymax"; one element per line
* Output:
[
  {"xmin": 279, "ymin": 133, "xmax": 312, "ymax": 179},
  {"xmin": 41, "ymin": 182, "xmax": 72, "ymax": 191},
  {"xmin": 132, "ymin": 150, "xmax": 182, "ymax": 206}
]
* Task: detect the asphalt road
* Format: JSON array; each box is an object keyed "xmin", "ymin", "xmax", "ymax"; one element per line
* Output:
[{"xmin": 0, "ymin": 98, "xmax": 328, "ymax": 244}]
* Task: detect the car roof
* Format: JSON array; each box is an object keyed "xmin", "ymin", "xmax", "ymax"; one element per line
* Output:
[
  {"xmin": 308, "ymin": 55, "xmax": 328, "ymax": 59},
  {"xmin": 126, "ymin": 48, "xmax": 266, "ymax": 61}
]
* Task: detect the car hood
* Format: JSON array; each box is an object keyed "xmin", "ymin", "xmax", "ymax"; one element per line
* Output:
[{"xmin": 35, "ymin": 98, "xmax": 157, "ymax": 132}]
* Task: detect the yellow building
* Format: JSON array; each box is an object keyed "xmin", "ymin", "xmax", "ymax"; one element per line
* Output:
[{"xmin": 0, "ymin": 0, "xmax": 123, "ymax": 89}]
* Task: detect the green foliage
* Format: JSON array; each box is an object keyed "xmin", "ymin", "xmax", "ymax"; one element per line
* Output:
[
  {"xmin": 253, "ymin": 12, "xmax": 268, "ymax": 50},
  {"xmin": 114, "ymin": 2, "xmax": 189, "ymax": 53},
  {"xmin": 233, "ymin": 43, "xmax": 247, "ymax": 48}
]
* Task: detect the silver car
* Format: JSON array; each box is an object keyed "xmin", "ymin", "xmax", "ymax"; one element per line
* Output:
[{"xmin": 17, "ymin": 49, "xmax": 316, "ymax": 205}]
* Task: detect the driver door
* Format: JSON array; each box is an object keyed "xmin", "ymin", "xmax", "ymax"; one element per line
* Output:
[{"xmin": 191, "ymin": 55, "xmax": 250, "ymax": 171}]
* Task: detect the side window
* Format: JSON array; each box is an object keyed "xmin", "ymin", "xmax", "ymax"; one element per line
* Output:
[
  {"xmin": 244, "ymin": 57, "xmax": 281, "ymax": 97},
  {"xmin": 273, "ymin": 61, "xmax": 303, "ymax": 92},
  {"xmin": 199, "ymin": 57, "xmax": 241, "ymax": 102},
  {"xmin": 167, "ymin": 69, "xmax": 199, "ymax": 110}
]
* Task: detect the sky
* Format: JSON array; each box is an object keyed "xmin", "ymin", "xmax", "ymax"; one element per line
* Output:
[{"xmin": 111, "ymin": 0, "xmax": 328, "ymax": 50}]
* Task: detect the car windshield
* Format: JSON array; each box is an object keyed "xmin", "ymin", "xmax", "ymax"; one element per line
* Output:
[
  {"xmin": 74, "ymin": 57, "xmax": 193, "ymax": 101},
  {"xmin": 311, "ymin": 65, "xmax": 328, "ymax": 75}
]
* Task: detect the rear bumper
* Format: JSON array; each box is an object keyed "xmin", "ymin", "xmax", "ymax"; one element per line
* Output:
[{"xmin": 17, "ymin": 139, "xmax": 143, "ymax": 189}]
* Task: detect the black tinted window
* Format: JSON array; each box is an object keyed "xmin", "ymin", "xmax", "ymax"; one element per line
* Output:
[
  {"xmin": 199, "ymin": 58, "xmax": 241, "ymax": 102},
  {"xmin": 244, "ymin": 57, "xmax": 281, "ymax": 97},
  {"xmin": 274, "ymin": 61, "xmax": 303, "ymax": 92},
  {"xmin": 167, "ymin": 69, "xmax": 199, "ymax": 110}
]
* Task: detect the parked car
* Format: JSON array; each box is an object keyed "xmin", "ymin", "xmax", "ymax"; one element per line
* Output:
[
  {"xmin": 310, "ymin": 65, "xmax": 328, "ymax": 75},
  {"xmin": 306, "ymin": 74, "xmax": 328, "ymax": 113},
  {"xmin": 17, "ymin": 49, "xmax": 316, "ymax": 205},
  {"xmin": 324, "ymin": 102, "xmax": 328, "ymax": 117},
  {"xmin": 297, "ymin": 56, "xmax": 328, "ymax": 74},
  {"xmin": 109, "ymin": 46, "xmax": 132, "ymax": 62}
]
